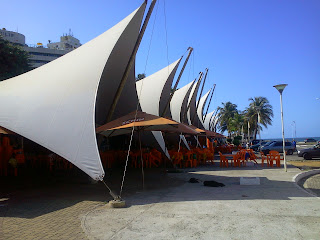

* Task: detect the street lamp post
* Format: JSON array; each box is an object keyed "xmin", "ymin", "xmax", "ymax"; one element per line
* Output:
[
  {"xmin": 258, "ymin": 111, "xmax": 262, "ymax": 146},
  {"xmin": 273, "ymin": 84, "xmax": 288, "ymax": 172},
  {"xmin": 247, "ymin": 120, "xmax": 250, "ymax": 144},
  {"xmin": 291, "ymin": 121, "xmax": 296, "ymax": 140}
]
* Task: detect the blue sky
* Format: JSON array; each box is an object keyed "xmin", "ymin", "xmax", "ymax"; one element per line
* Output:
[{"xmin": 2, "ymin": 0, "xmax": 320, "ymax": 138}]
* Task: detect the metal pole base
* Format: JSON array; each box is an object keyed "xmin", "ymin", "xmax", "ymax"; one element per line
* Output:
[{"xmin": 108, "ymin": 199, "xmax": 126, "ymax": 208}]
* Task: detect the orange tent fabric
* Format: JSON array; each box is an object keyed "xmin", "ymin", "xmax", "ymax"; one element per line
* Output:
[{"xmin": 96, "ymin": 111, "xmax": 198, "ymax": 137}]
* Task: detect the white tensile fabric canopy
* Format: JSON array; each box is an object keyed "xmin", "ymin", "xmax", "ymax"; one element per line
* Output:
[
  {"xmin": 186, "ymin": 79, "xmax": 202, "ymax": 127},
  {"xmin": 136, "ymin": 58, "xmax": 181, "ymax": 116},
  {"xmin": 170, "ymin": 80, "xmax": 195, "ymax": 123},
  {"xmin": 169, "ymin": 80, "xmax": 195, "ymax": 150},
  {"xmin": 203, "ymin": 110, "xmax": 215, "ymax": 131},
  {"xmin": 196, "ymin": 89, "xmax": 211, "ymax": 128},
  {"xmin": 136, "ymin": 59, "xmax": 181, "ymax": 159},
  {"xmin": 211, "ymin": 112, "xmax": 220, "ymax": 132},
  {"xmin": 0, "ymin": 3, "xmax": 146, "ymax": 180}
]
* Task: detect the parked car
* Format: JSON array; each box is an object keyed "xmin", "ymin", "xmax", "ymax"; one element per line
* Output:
[
  {"xmin": 304, "ymin": 138, "xmax": 317, "ymax": 143},
  {"xmin": 250, "ymin": 141, "xmax": 268, "ymax": 151},
  {"xmin": 298, "ymin": 143, "xmax": 320, "ymax": 160},
  {"xmin": 260, "ymin": 141, "xmax": 295, "ymax": 155},
  {"xmin": 250, "ymin": 139, "xmax": 261, "ymax": 145},
  {"xmin": 258, "ymin": 141, "xmax": 276, "ymax": 151}
]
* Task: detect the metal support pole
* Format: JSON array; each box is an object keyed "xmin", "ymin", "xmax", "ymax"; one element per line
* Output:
[
  {"xmin": 106, "ymin": 0, "xmax": 157, "ymax": 123},
  {"xmin": 195, "ymin": 68, "xmax": 208, "ymax": 112},
  {"xmin": 203, "ymin": 83, "xmax": 216, "ymax": 121},
  {"xmin": 183, "ymin": 72, "xmax": 203, "ymax": 123},
  {"xmin": 258, "ymin": 112, "xmax": 261, "ymax": 147},
  {"xmin": 247, "ymin": 120, "xmax": 250, "ymax": 144},
  {"xmin": 280, "ymin": 92, "xmax": 287, "ymax": 172},
  {"xmin": 192, "ymin": 68, "xmax": 208, "ymax": 123},
  {"xmin": 161, "ymin": 47, "xmax": 193, "ymax": 117}
]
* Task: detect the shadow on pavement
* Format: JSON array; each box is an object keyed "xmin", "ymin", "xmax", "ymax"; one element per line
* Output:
[{"xmin": 0, "ymin": 163, "xmax": 315, "ymax": 219}]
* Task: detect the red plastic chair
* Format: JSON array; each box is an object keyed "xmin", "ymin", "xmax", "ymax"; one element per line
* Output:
[{"xmin": 219, "ymin": 152, "xmax": 229, "ymax": 168}]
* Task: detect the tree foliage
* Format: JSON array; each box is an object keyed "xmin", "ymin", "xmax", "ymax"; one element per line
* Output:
[
  {"xmin": 216, "ymin": 97, "xmax": 273, "ymax": 140},
  {"xmin": 0, "ymin": 36, "xmax": 31, "ymax": 81},
  {"xmin": 217, "ymin": 102, "xmax": 238, "ymax": 137},
  {"xmin": 136, "ymin": 73, "xmax": 146, "ymax": 81},
  {"xmin": 245, "ymin": 96, "xmax": 273, "ymax": 139}
]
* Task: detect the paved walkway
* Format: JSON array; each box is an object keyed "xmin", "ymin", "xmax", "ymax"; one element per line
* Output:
[
  {"xmin": 1, "ymin": 162, "xmax": 319, "ymax": 240},
  {"xmin": 0, "ymin": 182, "xmax": 104, "ymax": 240},
  {"xmin": 0, "ymin": 169, "xmax": 181, "ymax": 240},
  {"xmin": 83, "ymin": 165, "xmax": 320, "ymax": 240}
]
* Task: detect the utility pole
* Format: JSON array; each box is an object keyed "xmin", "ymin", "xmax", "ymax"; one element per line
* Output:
[
  {"xmin": 161, "ymin": 47, "xmax": 193, "ymax": 117},
  {"xmin": 106, "ymin": 0, "xmax": 157, "ymax": 123}
]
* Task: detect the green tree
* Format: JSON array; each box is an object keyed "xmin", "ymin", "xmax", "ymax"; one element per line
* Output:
[
  {"xmin": 136, "ymin": 73, "xmax": 146, "ymax": 81},
  {"xmin": 0, "ymin": 36, "xmax": 31, "ymax": 81},
  {"xmin": 217, "ymin": 101, "xmax": 238, "ymax": 137},
  {"xmin": 245, "ymin": 96, "xmax": 273, "ymax": 139},
  {"xmin": 228, "ymin": 112, "xmax": 244, "ymax": 137}
]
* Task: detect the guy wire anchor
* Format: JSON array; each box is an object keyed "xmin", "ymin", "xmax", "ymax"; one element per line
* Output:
[{"xmin": 103, "ymin": 180, "xmax": 126, "ymax": 208}]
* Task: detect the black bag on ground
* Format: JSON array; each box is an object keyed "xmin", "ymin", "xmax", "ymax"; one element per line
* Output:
[
  {"xmin": 188, "ymin": 178, "xmax": 199, "ymax": 183},
  {"xmin": 203, "ymin": 181, "xmax": 225, "ymax": 187}
]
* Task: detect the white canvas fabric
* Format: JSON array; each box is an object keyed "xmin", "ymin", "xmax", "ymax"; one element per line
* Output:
[
  {"xmin": 0, "ymin": 3, "xmax": 146, "ymax": 180},
  {"xmin": 170, "ymin": 81, "xmax": 195, "ymax": 123},
  {"xmin": 196, "ymin": 90, "xmax": 211, "ymax": 128},
  {"xmin": 203, "ymin": 110, "xmax": 215, "ymax": 130},
  {"xmin": 211, "ymin": 113, "xmax": 220, "ymax": 131},
  {"xmin": 136, "ymin": 58, "xmax": 181, "ymax": 116},
  {"xmin": 136, "ymin": 59, "xmax": 181, "ymax": 159},
  {"xmin": 181, "ymin": 135, "xmax": 190, "ymax": 150},
  {"xmin": 186, "ymin": 80, "xmax": 202, "ymax": 127}
]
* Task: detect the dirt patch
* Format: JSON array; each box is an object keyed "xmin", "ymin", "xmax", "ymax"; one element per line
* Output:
[{"xmin": 288, "ymin": 160, "xmax": 320, "ymax": 169}]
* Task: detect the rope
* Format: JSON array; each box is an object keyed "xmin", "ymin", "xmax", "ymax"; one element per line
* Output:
[
  {"xmin": 192, "ymin": 49, "xmax": 195, "ymax": 79},
  {"xmin": 119, "ymin": 1, "xmax": 159, "ymax": 198},
  {"xmin": 163, "ymin": 0, "xmax": 170, "ymax": 75},
  {"xmin": 138, "ymin": 131, "xmax": 145, "ymax": 190},
  {"xmin": 143, "ymin": 0, "xmax": 159, "ymax": 74},
  {"xmin": 119, "ymin": 118, "xmax": 136, "ymax": 197}
]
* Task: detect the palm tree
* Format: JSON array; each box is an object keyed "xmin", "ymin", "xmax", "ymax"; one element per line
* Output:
[
  {"xmin": 217, "ymin": 101, "xmax": 238, "ymax": 137},
  {"xmin": 228, "ymin": 112, "xmax": 244, "ymax": 136},
  {"xmin": 246, "ymin": 97, "xmax": 273, "ymax": 139}
]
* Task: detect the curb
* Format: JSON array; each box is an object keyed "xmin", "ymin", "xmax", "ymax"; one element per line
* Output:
[{"xmin": 293, "ymin": 169, "xmax": 320, "ymax": 198}]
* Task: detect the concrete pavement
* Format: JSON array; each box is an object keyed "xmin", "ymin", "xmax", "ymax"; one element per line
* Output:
[
  {"xmin": 1, "ymin": 159, "xmax": 319, "ymax": 240},
  {"xmin": 83, "ymin": 165, "xmax": 320, "ymax": 240}
]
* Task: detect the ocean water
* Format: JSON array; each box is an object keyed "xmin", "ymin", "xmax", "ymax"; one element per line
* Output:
[{"xmin": 262, "ymin": 137, "xmax": 320, "ymax": 142}]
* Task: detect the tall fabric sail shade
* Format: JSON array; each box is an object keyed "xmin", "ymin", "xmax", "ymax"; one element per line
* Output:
[
  {"xmin": 196, "ymin": 90, "xmax": 211, "ymax": 127},
  {"xmin": 170, "ymin": 81, "xmax": 195, "ymax": 150},
  {"xmin": 170, "ymin": 81, "xmax": 195, "ymax": 123},
  {"xmin": 136, "ymin": 58, "xmax": 182, "ymax": 159},
  {"xmin": 0, "ymin": 3, "xmax": 146, "ymax": 180},
  {"xmin": 95, "ymin": 6, "xmax": 146, "ymax": 125},
  {"xmin": 136, "ymin": 58, "xmax": 181, "ymax": 116},
  {"xmin": 204, "ymin": 110, "xmax": 215, "ymax": 130},
  {"xmin": 186, "ymin": 80, "xmax": 202, "ymax": 127},
  {"xmin": 211, "ymin": 113, "xmax": 220, "ymax": 131}
]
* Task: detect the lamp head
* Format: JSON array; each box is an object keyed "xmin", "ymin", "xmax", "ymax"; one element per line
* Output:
[{"xmin": 273, "ymin": 84, "xmax": 288, "ymax": 94}]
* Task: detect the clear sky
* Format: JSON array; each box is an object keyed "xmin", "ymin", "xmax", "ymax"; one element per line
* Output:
[{"xmin": 2, "ymin": 0, "xmax": 320, "ymax": 139}]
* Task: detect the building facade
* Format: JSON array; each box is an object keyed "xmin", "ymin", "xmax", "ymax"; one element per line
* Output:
[{"xmin": 0, "ymin": 28, "xmax": 81, "ymax": 69}]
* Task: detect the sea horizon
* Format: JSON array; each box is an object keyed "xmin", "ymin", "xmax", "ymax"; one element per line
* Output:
[{"xmin": 260, "ymin": 137, "xmax": 320, "ymax": 142}]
